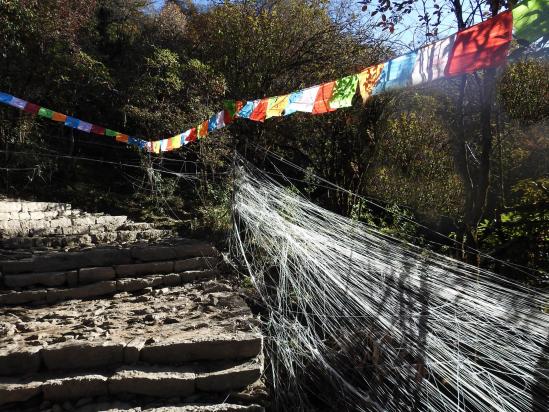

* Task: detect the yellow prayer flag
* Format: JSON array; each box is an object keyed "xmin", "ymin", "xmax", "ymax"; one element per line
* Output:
[{"xmin": 266, "ymin": 94, "xmax": 290, "ymax": 119}]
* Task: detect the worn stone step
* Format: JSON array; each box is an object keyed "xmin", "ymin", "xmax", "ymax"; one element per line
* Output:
[
  {"xmin": 0, "ymin": 201, "xmax": 71, "ymax": 214},
  {"xmin": 1, "ymin": 255, "xmax": 219, "ymax": 289},
  {"xmin": 0, "ymin": 282, "xmax": 261, "ymax": 376},
  {"xmin": 0, "ymin": 229, "xmax": 175, "ymax": 251},
  {"xmin": 0, "ymin": 360, "xmax": 261, "ymax": 407},
  {"xmin": 0, "ymin": 269, "xmax": 219, "ymax": 305},
  {"xmin": 0, "ymin": 240, "xmax": 218, "ymax": 275}
]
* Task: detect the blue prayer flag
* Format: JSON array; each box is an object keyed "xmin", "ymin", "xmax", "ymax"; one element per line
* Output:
[
  {"xmin": 65, "ymin": 116, "xmax": 80, "ymax": 129},
  {"xmin": 373, "ymin": 51, "xmax": 418, "ymax": 94},
  {"xmin": 0, "ymin": 93, "xmax": 13, "ymax": 104}
]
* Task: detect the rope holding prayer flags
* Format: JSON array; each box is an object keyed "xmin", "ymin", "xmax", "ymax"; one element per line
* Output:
[{"xmin": 0, "ymin": 3, "xmax": 544, "ymax": 154}]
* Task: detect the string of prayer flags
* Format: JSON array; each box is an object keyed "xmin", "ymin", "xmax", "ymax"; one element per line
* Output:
[
  {"xmin": 0, "ymin": 4, "xmax": 544, "ymax": 155},
  {"xmin": 445, "ymin": 11, "xmax": 513, "ymax": 76},
  {"xmin": 512, "ymin": 0, "xmax": 549, "ymax": 43},
  {"xmin": 357, "ymin": 63, "xmax": 384, "ymax": 103}
]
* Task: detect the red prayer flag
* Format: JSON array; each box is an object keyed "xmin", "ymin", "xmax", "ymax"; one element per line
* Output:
[
  {"xmin": 445, "ymin": 11, "xmax": 512, "ymax": 76},
  {"xmin": 312, "ymin": 81, "xmax": 337, "ymax": 115},
  {"xmin": 249, "ymin": 98, "xmax": 269, "ymax": 122},
  {"xmin": 91, "ymin": 125, "xmax": 106, "ymax": 135},
  {"xmin": 187, "ymin": 128, "xmax": 197, "ymax": 143},
  {"xmin": 23, "ymin": 103, "xmax": 40, "ymax": 114}
]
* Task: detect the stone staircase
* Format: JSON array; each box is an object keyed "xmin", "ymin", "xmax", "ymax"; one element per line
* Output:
[
  {"xmin": 0, "ymin": 200, "xmax": 265, "ymax": 412},
  {"xmin": 0, "ymin": 199, "xmax": 173, "ymax": 253}
]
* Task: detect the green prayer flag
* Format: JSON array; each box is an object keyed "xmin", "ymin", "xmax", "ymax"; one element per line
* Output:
[
  {"xmin": 105, "ymin": 129, "xmax": 118, "ymax": 137},
  {"xmin": 223, "ymin": 100, "xmax": 237, "ymax": 117},
  {"xmin": 38, "ymin": 107, "xmax": 53, "ymax": 119},
  {"xmin": 329, "ymin": 74, "xmax": 359, "ymax": 110},
  {"xmin": 513, "ymin": 0, "xmax": 549, "ymax": 43}
]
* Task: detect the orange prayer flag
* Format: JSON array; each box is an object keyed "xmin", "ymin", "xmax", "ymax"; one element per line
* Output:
[
  {"xmin": 52, "ymin": 112, "xmax": 67, "ymax": 122},
  {"xmin": 358, "ymin": 63, "xmax": 384, "ymax": 103},
  {"xmin": 116, "ymin": 133, "xmax": 129, "ymax": 143}
]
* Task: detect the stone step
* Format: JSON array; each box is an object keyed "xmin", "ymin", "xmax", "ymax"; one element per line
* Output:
[
  {"xmin": 0, "ymin": 282, "xmax": 260, "ymax": 377},
  {"xmin": 1, "ymin": 254, "xmax": 219, "ymax": 289},
  {"xmin": 0, "ymin": 269, "xmax": 220, "ymax": 305},
  {"xmin": 0, "ymin": 360, "xmax": 261, "ymax": 406},
  {"xmin": 0, "ymin": 240, "xmax": 219, "ymax": 275},
  {"xmin": 0, "ymin": 216, "xmax": 130, "ymax": 238},
  {"xmin": 0, "ymin": 201, "xmax": 71, "ymax": 214},
  {"xmin": 0, "ymin": 229, "xmax": 174, "ymax": 250}
]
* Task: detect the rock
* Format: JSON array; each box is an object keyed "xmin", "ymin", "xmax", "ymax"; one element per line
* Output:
[
  {"xmin": 41, "ymin": 341, "xmax": 124, "ymax": 371},
  {"xmin": 180, "ymin": 270, "xmax": 218, "ymax": 283},
  {"xmin": 4, "ymin": 271, "xmax": 67, "ymax": 288},
  {"xmin": 140, "ymin": 334, "xmax": 262, "ymax": 364},
  {"xmin": 108, "ymin": 366, "xmax": 196, "ymax": 398},
  {"xmin": 124, "ymin": 337, "xmax": 147, "ymax": 364},
  {"xmin": 174, "ymin": 257, "xmax": 219, "ymax": 273},
  {"xmin": 78, "ymin": 267, "xmax": 116, "ymax": 284},
  {"xmin": 131, "ymin": 246, "xmax": 176, "ymax": 262},
  {"xmin": 114, "ymin": 261, "xmax": 175, "ymax": 277},
  {"xmin": 0, "ymin": 346, "xmax": 42, "ymax": 376},
  {"xmin": 0, "ymin": 290, "xmax": 46, "ymax": 305},
  {"xmin": 0, "ymin": 379, "xmax": 42, "ymax": 406},
  {"xmin": 46, "ymin": 281, "xmax": 117, "ymax": 303},
  {"xmin": 196, "ymin": 361, "xmax": 261, "ymax": 392},
  {"xmin": 42, "ymin": 373, "xmax": 109, "ymax": 401},
  {"xmin": 116, "ymin": 278, "xmax": 152, "ymax": 293}
]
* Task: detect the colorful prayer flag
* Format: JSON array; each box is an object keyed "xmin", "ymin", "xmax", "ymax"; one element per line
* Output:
[
  {"xmin": 512, "ymin": 0, "xmax": 549, "ymax": 43},
  {"xmin": 8, "ymin": 97, "xmax": 27, "ymax": 110},
  {"xmin": 208, "ymin": 114, "xmax": 218, "ymax": 132},
  {"xmin": 186, "ymin": 128, "xmax": 197, "ymax": 143},
  {"xmin": 285, "ymin": 86, "xmax": 320, "ymax": 115},
  {"xmin": 238, "ymin": 100, "xmax": 258, "ymax": 119},
  {"xmin": 105, "ymin": 129, "xmax": 118, "ymax": 137},
  {"xmin": 329, "ymin": 75, "xmax": 359, "ymax": 109},
  {"xmin": 312, "ymin": 82, "xmax": 336, "ymax": 114},
  {"xmin": 65, "ymin": 116, "xmax": 80, "ymax": 129},
  {"xmin": 152, "ymin": 140, "xmax": 161, "ymax": 154},
  {"xmin": 198, "ymin": 120, "xmax": 209, "ymax": 138},
  {"xmin": 266, "ymin": 95, "xmax": 290, "ymax": 119},
  {"xmin": 77, "ymin": 120, "xmax": 93, "ymax": 133},
  {"xmin": 357, "ymin": 63, "xmax": 384, "ymax": 103},
  {"xmin": 90, "ymin": 125, "xmax": 106, "ymax": 135},
  {"xmin": 182, "ymin": 130, "xmax": 191, "ymax": 145},
  {"xmin": 249, "ymin": 98, "xmax": 269, "ymax": 122},
  {"xmin": 23, "ymin": 103, "xmax": 40, "ymax": 114},
  {"xmin": 0, "ymin": 93, "xmax": 12, "ymax": 104},
  {"xmin": 38, "ymin": 107, "xmax": 54, "ymax": 119},
  {"xmin": 215, "ymin": 110, "xmax": 226, "ymax": 129},
  {"xmin": 411, "ymin": 35, "xmax": 456, "ymax": 85},
  {"xmin": 373, "ymin": 51, "xmax": 418, "ymax": 94},
  {"xmin": 445, "ymin": 11, "xmax": 513, "ymax": 76},
  {"xmin": 52, "ymin": 112, "xmax": 67, "ymax": 122},
  {"xmin": 171, "ymin": 134, "xmax": 182, "ymax": 150},
  {"xmin": 116, "ymin": 133, "xmax": 129, "ymax": 143}
]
